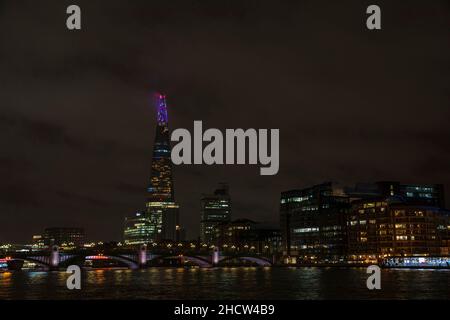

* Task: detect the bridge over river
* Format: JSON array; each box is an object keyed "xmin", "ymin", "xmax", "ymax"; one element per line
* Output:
[{"xmin": 1, "ymin": 245, "xmax": 274, "ymax": 270}]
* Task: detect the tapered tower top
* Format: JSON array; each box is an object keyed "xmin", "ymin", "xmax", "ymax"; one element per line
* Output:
[{"xmin": 155, "ymin": 93, "xmax": 168, "ymax": 126}]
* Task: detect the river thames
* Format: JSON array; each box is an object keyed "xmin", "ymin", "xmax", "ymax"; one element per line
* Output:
[{"xmin": 0, "ymin": 267, "xmax": 449, "ymax": 300}]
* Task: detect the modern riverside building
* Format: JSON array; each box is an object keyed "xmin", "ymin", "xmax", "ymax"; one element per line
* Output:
[
  {"xmin": 43, "ymin": 227, "xmax": 84, "ymax": 248},
  {"xmin": 200, "ymin": 183, "xmax": 231, "ymax": 243},
  {"xmin": 280, "ymin": 182, "xmax": 349, "ymax": 262},
  {"xmin": 347, "ymin": 197, "xmax": 450, "ymax": 263},
  {"xmin": 280, "ymin": 181, "xmax": 449, "ymax": 264},
  {"xmin": 124, "ymin": 94, "xmax": 180, "ymax": 245}
]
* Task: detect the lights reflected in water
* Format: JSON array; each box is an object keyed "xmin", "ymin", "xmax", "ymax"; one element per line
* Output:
[{"xmin": 0, "ymin": 268, "xmax": 448, "ymax": 300}]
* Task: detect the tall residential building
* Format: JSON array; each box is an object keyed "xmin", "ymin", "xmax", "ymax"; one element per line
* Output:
[
  {"xmin": 200, "ymin": 183, "xmax": 231, "ymax": 244},
  {"xmin": 124, "ymin": 94, "xmax": 180, "ymax": 245}
]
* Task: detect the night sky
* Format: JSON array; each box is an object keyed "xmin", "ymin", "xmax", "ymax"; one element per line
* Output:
[{"xmin": 1, "ymin": 0, "xmax": 449, "ymax": 243}]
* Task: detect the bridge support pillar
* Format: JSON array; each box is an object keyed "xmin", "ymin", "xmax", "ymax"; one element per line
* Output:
[
  {"xmin": 212, "ymin": 246, "xmax": 219, "ymax": 266},
  {"xmin": 50, "ymin": 245, "xmax": 60, "ymax": 270},
  {"xmin": 138, "ymin": 245, "xmax": 147, "ymax": 268}
]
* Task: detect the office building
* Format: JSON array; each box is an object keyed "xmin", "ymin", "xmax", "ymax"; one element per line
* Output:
[
  {"xmin": 123, "ymin": 211, "xmax": 155, "ymax": 245},
  {"xmin": 200, "ymin": 183, "xmax": 231, "ymax": 243},
  {"xmin": 280, "ymin": 182, "xmax": 349, "ymax": 262}
]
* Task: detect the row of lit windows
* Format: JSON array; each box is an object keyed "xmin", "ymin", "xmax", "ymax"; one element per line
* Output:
[
  {"xmin": 293, "ymin": 227, "xmax": 319, "ymax": 234},
  {"xmin": 280, "ymin": 195, "xmax": 312, "ymax": 204}
]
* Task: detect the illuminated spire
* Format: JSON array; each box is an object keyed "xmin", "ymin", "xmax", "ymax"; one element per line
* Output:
[{"xmin": 156, "ymin": 93, "xmax": 168, "ymax": 125}]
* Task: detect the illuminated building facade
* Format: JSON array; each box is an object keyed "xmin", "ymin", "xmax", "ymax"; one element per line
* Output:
[
  {"xmin": 43, "ymin": 227, "xmax": 84, "ymax": 248},
  {"xmin": 280, "ymin": 182, "xmax": 349, "ymax": 262},
  {"xmin": 123, "ymin": 211, "xmax": 155, "ymax": 245},
  {"xmin": 124, "ymin": 94, "xmax": 180, "ymax": 245},
  {"xmin": 200, "ymin": 183, "xmax": 231, "ymax": 243},
  {"xmin": 347, "ymin": 197, "xmax": 450, "ymax": 263},
  {"xmin": 31, "ymin": 235, "xmax": 46, "ymax": 251},
  {"xmin": 146, "ymin": 201, "xmax": 180, "ymax": 241}
]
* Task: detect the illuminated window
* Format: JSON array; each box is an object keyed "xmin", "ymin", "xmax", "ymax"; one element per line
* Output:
[
  {"xmin": 293, "ymin": 227, "xmax": 319, "ymax": 233},
  {"xmin": 394, "ymin": 210, "xmax": 405, "ymax": 217}
]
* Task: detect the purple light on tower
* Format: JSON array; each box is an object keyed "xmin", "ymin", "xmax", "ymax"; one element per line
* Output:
[{"xmin": 155, "ymin": 93, "xmax": 169, "ymax": 125}]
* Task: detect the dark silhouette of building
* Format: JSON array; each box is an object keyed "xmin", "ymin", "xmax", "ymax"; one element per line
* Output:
[
  {"xmin": 344, "ymin": 181, "xmax": 445, "ymax": 208},
  {"xmin": 200, "ymin": 183, "xmax": 231, "ymax": 243},
  {"xmin": 214, "ymin": 219, "xmax": 282, "ymax": 255},
  {"xmin": 43, "ymin": 227, "xmax": 84, "ymax": 248}
]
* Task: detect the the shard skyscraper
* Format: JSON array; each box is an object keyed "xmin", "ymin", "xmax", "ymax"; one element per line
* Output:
[
  {"xmin": 147, "ymin": 94, "xmax": 175, "ymax": 202},
  {"xmin": 124, "ymin": 94, "xmax": 180, "ymax": 245}
]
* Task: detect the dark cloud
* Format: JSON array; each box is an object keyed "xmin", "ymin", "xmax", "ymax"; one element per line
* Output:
[
  {"xmin": 0, "ymin": 112, "xmax": 88, "ymax": 151},
  {"xmin": 116, "ymin": 182, "xmax": 146, "ymax": 195},
  {"xmin": 55, "ymin": 190, "xmax": 117, "ymax": 208},
  {"xmin": 0, "ymin": 0, "xmax": 449, "ymax": 242}
]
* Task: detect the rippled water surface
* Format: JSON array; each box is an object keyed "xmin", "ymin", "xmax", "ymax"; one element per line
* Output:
[{"xmin": 0, "ymin": 267, "xmax": 449, "ymax": 300}]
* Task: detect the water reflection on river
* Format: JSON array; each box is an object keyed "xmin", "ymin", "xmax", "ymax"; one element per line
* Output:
[{"xmin": 0, "ymin": 267, "xmax": 448, "ymax": 300}]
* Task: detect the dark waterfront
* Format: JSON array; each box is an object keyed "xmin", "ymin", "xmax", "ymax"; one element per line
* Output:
[{"xmin": 1, "ymin": 267, "xmax": 448, "ymax": 300}]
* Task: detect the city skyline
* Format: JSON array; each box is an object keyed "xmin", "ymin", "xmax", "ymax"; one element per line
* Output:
[{"xmin": 1, "ymin": 1, "xmax": 450, "ymax": 243}]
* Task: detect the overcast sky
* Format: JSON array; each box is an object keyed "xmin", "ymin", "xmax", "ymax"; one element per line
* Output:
[{"xmin": 1, "ymin": 0, "xmax": 449, "ymax": 243}]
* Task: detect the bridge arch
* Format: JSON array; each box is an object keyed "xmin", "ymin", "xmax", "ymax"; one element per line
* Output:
[
  {"xmin": 218, "ymin": 256, "xmax": 272, "ymax": 267},
  {"xmin": 147, "ymin": 254, "xmax": 212, "ymax": 267},
  {"xmin": 6, "ymin": 258, "xmax": 51, "ymax": 270},
  {"xmin": 83, "ymin": 255, "xmax": 139, "ymax": 269},
  {"xmin": 181, "ymin": 256, "xmax": 212, "ymax": 268}
]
